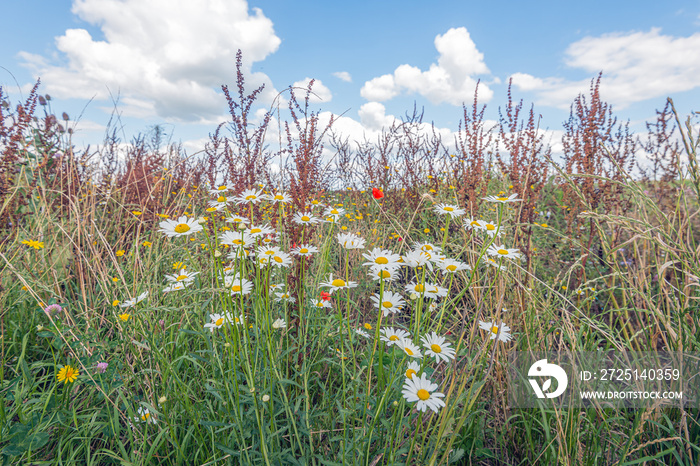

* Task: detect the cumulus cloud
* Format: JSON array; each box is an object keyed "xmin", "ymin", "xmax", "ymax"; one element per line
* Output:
[
  {"xmin": 511, "ymin": 28, "xmax": 700, "ymax": 109},
  {"xmin": 18, "ymin": 0, "xmax": 281, "ymax": 122},
  {"xmin": 360, "ymin": 27, "xmax": 494, "ymax": 105},
  {"xmin": 358, "ymin": 102, "xmax": 394, "ymax": 131},
  {"xmin": 332, "ymin": 71, "xmax": 352, "ymax": 82},
  {"xmin": 291, "ymin": 78, "xmax": 332, "ymax": 103}
]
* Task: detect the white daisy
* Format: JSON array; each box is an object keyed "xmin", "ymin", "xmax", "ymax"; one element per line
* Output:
[
  {"xmin": 292, "ymin": 212, "xmax": 320, "ymax": 225},
  {"xmin": 208, "ymin": 195, "xmax": 230, "ymax": 210},
  {"xmin": 323, "ymin": 206, "xmax": 346, "ymax": 222},
  {"xmin": 225, "ymin": 214, "xmax": 249, "ymax": 225},
  {"xmin": 483, "ymin": 193, "xmax": 522, "ymax": 203},
  {"xmin": 370, "ymin": 291, "xmax": 406, "ymax": 316},
  {"xmin": 367, "ymin": 266, "xmax": 400, "ymax": 282},
  {"xmin": 379, "ymin": 327, "xmax": 411, "ymax": 347},
  {"xmin": 234, "ymin": 188, "xmax": 264, "ymax": 205},
  {"xmin": 220, "ymin": 231, "xmax": 255, "ymax": 249},
  {"xmin": 437, "ymin": 258, "xmax": 471, "ymax": 274},
  {"xmin": 274, "ymin": 291, "xmax": 296, "ymax": 303},
  {"xmin": 401, "ymin": 250, "xmax": 432, "ymax": 269},
  {"xmin": 479, "ymin": 320, "xmax": 513, "ymax": 342},
  {"xmin": 204, "ymin": 313, "xmax": 227, "ymax": 332},
  {"xmin": 165, "ymin": 269, "xmax": 199, "ymax": 283},
  {"xmin": 162, "ymin": 282, "xmax": 190, "ymax": 293},
  {"xmin": 272, "ymin": 318, "xmax": 287, "ymax": 329},
  {"xmin": 487, "ymin": 244, "xmax": 523, "ymax": 260},
  {"xmin": 354, "ymin": 328, "xmax": 370, "ymax": 339},
  {"xmin": 480, "ymin": 220, "xmax": 500, "ymax": 237},
  {"xmin": 265, "ymin": 192, "xmax": 291, "ymax": 204},
  {"xmin": 224, "ymin": 276, "xmax": 253, "ymax": 296},
  {"xmin": 397, "ymin": 337, "xmax": 422, "ymax": 358},
  {"xmin": 136, "ymin": 406, "xmax": 157, "ymax": 424},
  {"xmin": 484, "ymin": 257, "xmax": 507, "ymax": 271},
  {"xmin": 120, "ymin": 291, "xmax": 148, "ymax": 308},
  {"xmin": 291, "ymin": 244, "xmax": 319, "ymax": 257},
  {"xmin": 208, "ymin": 185, "xmax": 231, "ymax": 195},
  {"xmin": 319, "ymin": 274, "xmax": 358, "ymax": 294},
  {"xmin": 158, "ymin": 216, "xmax": 203, "ymax": 237},
  {"xmin": 402, "ymin": 373, "xmax": 446, "ymax": 413},
  {"xmin": 405, "ymin": 361, "xmax": 421, "ymax": 379},
  {"xmin": 420, "ymin": 332, "xmax": 456, "ymax": 363},
  {"xmin": 270, "ymin": 251, "xmax": 292, "ymax": 268},
  {"xmin": 247, "ymin": 224, "xmax": 275, "ymax": 238},
  {"xmin": 336, "ymin": 232, "xmax": 366, "ymax": 250},
  {"xmin": 362, "ymin": 248, "xmax": 402, "ymax": 269},
  {"xmin": 464, "ymin": 217, "xmax": 484, "ymax": 231},
  {"xmin": 424, "ymin": 283, "xmax": 449, "ymax": 300},
  {"xmin": 433, "ymin": 203, "xmax": 465, "ymax": 218}
]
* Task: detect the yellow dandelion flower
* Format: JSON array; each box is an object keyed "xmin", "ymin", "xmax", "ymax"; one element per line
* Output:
[{"xmin": 56, "ymin": 365, "xmax": 79, "ymax": 384}]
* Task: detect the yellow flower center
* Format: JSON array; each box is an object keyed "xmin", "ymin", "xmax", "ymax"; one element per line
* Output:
[
  {"xmin": 233, "ymin": 239, "xmax": 243, "ymax": 245},
  {"xmin": 231, "ymin": 285, "xmax": 241, "ymax": 292},
  {"xmin": 364, "ymin": 323, "xmax": 372, "ymax": 330},
  {"xmin": 491, "ymin": 326, "xmax": 499, "ymax": 334},
  {"xmin": 331, "ymin": 279, "xmax": 346, "ymax": 287},
  {"xmin": 176, "ymin": 274, "xmax": 187, "ymax": 281},
  {"xmin": 379, "ymin": 270, "xmax": 390, "ymax": 278},
  {"xmin": 301, "ymin": 215, "xmax": 311, "ymax": 222},
  {"xmin": 215, "ymin": 317, "xmax": 224, "ymax": 326},
  {"xmin": 250, "ymin": 228, "xmax": 261, "ymax": 234},
  {"xmin": 217, "ymin": 196, "xmax": 226, "ymax": 203},
  {"xmin": 273, "ymin": 256, "xmax": 283, "ymax": 263},
  {"xmin": 174, "ymin": 223, "xmax": 190, "ymax": 234},
  {"xmin": 405, "ymin": 347, "xmax": 414, "ymax": 356},
  {"xmin": 497, "ymin": 249, "xmax": 508, "ymax": 255},
  {"xmin": 218, "ymin": 186, "xmax": 227, "ymax": 190},
  {"xmin": 423, "ymin": 245, "xmax": 433, "ymax": 251},
  {"xmin": 470, "ymin": 220, "xmax": 480, "ymax": 226},
  {"xmin": 414, "ymin": 284, "xmax": 424, "ymax": 292},
  {"xmin": 142, "ymin": 413, "xmax": 150, "ymax": 421},
  {"xmin": 497, "ymin": 197, "xmax": 508, "ymax": 201},
  {"xmin": 443, "ymin": 206, "xmax": 454, "ymax": 212},
  {"xmin": 274, "ymin": 194, "xmax": 284, "ymax": 200},
  {"xmin": 331, "ymin": 209, "xmax": 339, "ymax": 214},
  {"xmin": 486, "ymin": 224, "xmax": 495, "ymax": 231},
  {"xmin": 382, "ymin": 301, "xmax": 393, "ymax": 308},
  {"xmin": 299, "ymin": 248, "xmax": 309, "ymax": 254},
  {"xmin": 417, "ymin": 389, "xmax": 430, "ymax": 401},
  {"xmin": 245, "ymin": 194, "xmax": 256, "ymax": 200},
  {"xmin": 389, "ymin": 335, "xmax": 399, "ymax": 341},
  {"xmin": 406, "ymin": 369, "xmax": 416, "ymax": 379},
  {"xmin": 431, "ymin": 344, "xmax": 442, "ymax": 353},
  {"xmin": 447, "ymin": 265, "xmax": 457, "ymax": 271},
  {"xmin": 375, "ymin": 257, "xmax": 388, "ymax": 264}
]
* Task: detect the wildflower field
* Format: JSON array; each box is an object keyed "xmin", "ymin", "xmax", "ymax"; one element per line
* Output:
[{"xmin": 1, "ymin": 65, "xmax": 699, "ymax": 465}]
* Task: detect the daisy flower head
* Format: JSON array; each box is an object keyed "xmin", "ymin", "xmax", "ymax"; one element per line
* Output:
[
  {"xmin": 209, "ymin": 184, "xmax": 231, "ymax": 195},
  {"xmin": 292, "ymin": 211, "xmax": 320, "ymax": 225},
  {"xmin": 487, "ymin": 244, "xmax": 523, "ymax": 260},
  {"xmin": 225, "ymin": 213, "xmax": 249, "ymax": 226},
  {"xmin": 336, "ymin": 232, "xmax": 366, "ymax": 250},
  {"xmin": 204, "ymin": 313, "xmax": 227, "ymax": 332},
  {"xmin": 483, "ymin": 193, "xmax": 522, "ymax": 203},
  {"xmin": 265, "ymin": 192, "xmax": 291, "ymax": 204},
  {"xmin": 272, "ymin": 318, "xmax": 287, "ymax": 329},
  {"xmin": 480, "ymin": 220, "xmax": 500, "ymax": 237},
  {"xmin": 354, "ymin": 328, "xmax": 370, "ymax": 339},
  {"xmin": 464, "ymin": 217, "xmax": 484, "ymax": 231},
  {"xmin": 484, "ymin": 257, "xmax": 507, "ymax": 271},
  {"xmin": 158, "ymin": 216, "xmax": 203, "ymax": 237},
  {"xmin": 420, "ymin": 332, "xmax": 456, "ymax": 363},
  {"xmin": 401, "ymin": 249, "xmax": 432, "ymax": 269},
  {"xmin": 208, "ymin": 194, "xmax": 230, "ymax": 211},
  {"xmin": 270, "ymin": 251, "xmax": 292, "ymax": 268},
  {"xmin": 228, "ymin": 313, "xmax": 246, "ymax": 326},
  {"xmin": 220, "ymin": 231, "xmax": 255, "ymax": 249},
  {"xmin": 424, "ymin": 283, "xmax": 449, "ymax": 300},
  {"xmin": 362, "ymin": 248, "xmax": 402, "ymax": 269},
  {"xmin": 56, "ymin": 365, "xmax": 79, "ymax": 384},
  {"xmin": 225, "ymin": 276, "xmax": 253, "ymax": 296},
  {"xmin": 370, "ymin": 291, "xmax": 406, "ymax": 316},
  {"xmin": 311, "ymin": 298, "xmax": 333, "ymax": 309},
  {"xmin": 136, "ymin": 406, "xmax": 157, "ymax": 424},
  {"xmin": 120, "ymin": 291, "xmax": 148, "ymax": 308},
  {"xmin": 234, "ymin": 188, "xmax": 264, "ymax": 205},
  {"xmin": 434, "ymin": 203, "xmax": 465, "ymax": 218},
  {"xmin": 274, "ymin": 291, "xmax": 296, "ymax": 303},
  {"xmin": 163, "ymin": 282, "xmax": 190, "ymax": 293},
  {"xmin": 438, "ymin": 258, "xmax": 471, "ymax": 274},
  {"xmin": 367, "ymin": 265, "xmax": 400, "ymax": 282},
  {"xmin": 379, "ymin": 327, "xmax": 411, "ymax": 347},
  {"xmin": 405, "ymin": 361, "xmax": 421, "ymax": 379},
  {"xmin": 479, "ymin": 320, "xmax": 513, "ymax": 342},
  {"xmin": 166, "ymin": 269, "xmax": 199, "ymax": 283},
  {"xmin": 402, "ymin": 373, "xmax": 446, "ymax": 413},
  {"xmin": 319, "ymin": 274, "xmax": 358, "ymax": 294},
  {"xmin": 397, "ymin": 337, "xmax": 422, "ymax": 358},
  {"xmin": 291, "ymin": 244, "xmax": 319, "ymax": 257},
  {"xmin": 323, "ymin": 205, "xmax": 346, "ymax": 222},
  {"xmin": 261, "ymin": 232, "xmax": 279, "ymax": 245},
  {"xmin": 247, "ymin": 223, "xmax": 275, "ymax": 238}
]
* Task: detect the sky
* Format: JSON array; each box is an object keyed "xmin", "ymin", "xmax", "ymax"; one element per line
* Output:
[{"xmin": 1, "ymin": 0, "xmax": 700, "ymax": 160}]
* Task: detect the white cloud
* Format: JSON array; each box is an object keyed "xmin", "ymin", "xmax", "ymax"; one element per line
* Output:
[
  {"xmin": 332, "ymin": 71, "xmax": 352, "ymax": 82},
  {"xmin": 18, "ymin": 0, "xmax": 281, "ymax": 122},
  {"xmin": 360, "ymin": 27, "xmax": 493, "ymax": 105},
  {"xmin": 358, "ymin": 102, "xmax": 394, "ymax": 131},
  {"xmin": 291, "ymin": 78, "xmax": 332, "ymax": 103},
  {"xmin": 511, "ymin": 28, "xmax": 700, "ymax": 109}
]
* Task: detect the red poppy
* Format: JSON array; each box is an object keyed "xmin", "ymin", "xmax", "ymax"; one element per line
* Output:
[
  {"xmin": 372, "ymin": 188, "xmax": 384, "ymax": 199},
  {"xmin": 320, "ymin": 291, "xmax": 331, "ymax": 302}
]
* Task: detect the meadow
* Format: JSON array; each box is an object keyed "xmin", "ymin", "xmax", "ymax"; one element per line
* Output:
[{"xmin": 1, "ymin": 63, "xmax": 699, "ymax": 465}]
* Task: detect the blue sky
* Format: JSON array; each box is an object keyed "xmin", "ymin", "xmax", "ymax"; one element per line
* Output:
[{"xmin": 2, "ymin": 0, "xmax": 699, "ymax": 156}]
